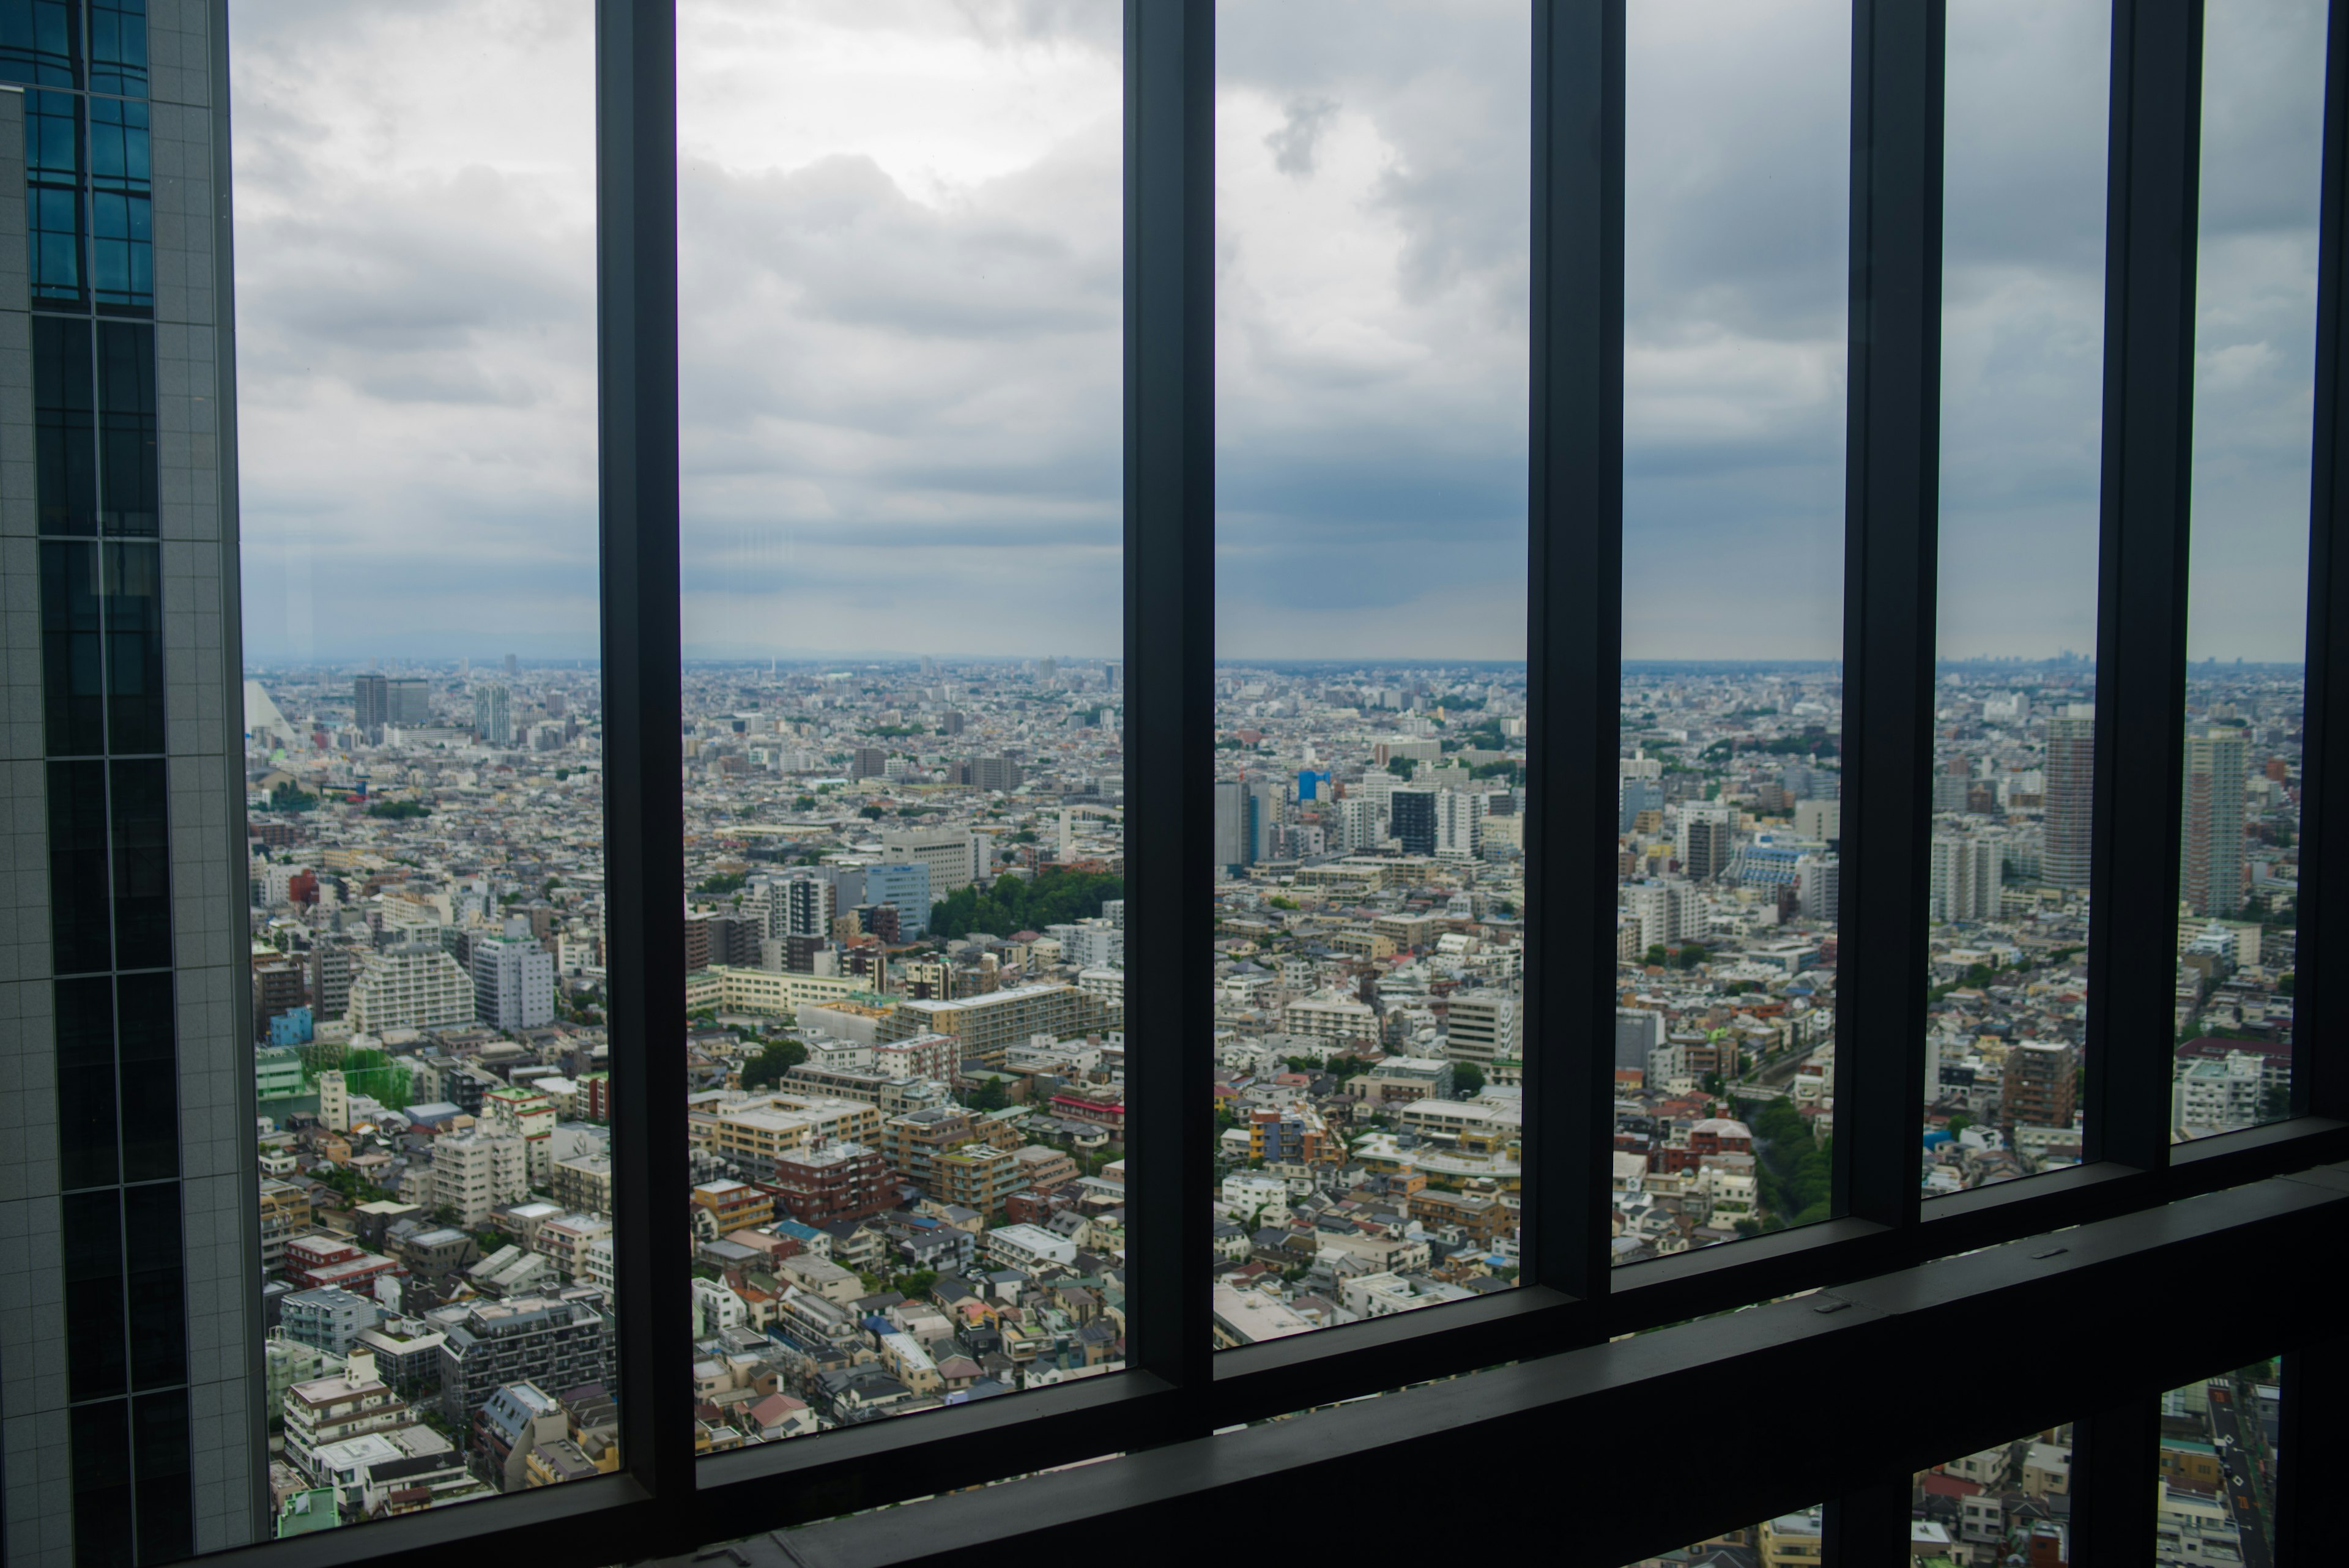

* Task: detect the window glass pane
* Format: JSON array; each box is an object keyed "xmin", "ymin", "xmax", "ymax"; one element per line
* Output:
[
  {"xmin": 123, "ymin": 1181, "xmax": 187, "ymax": 1388},
  {"xmin": 41, "ymin": 537, "xmax": 106, "ymax": 754},
  {"xmin": 132, "ymin": 1389, "xmax": 194, "ymax": 1567},
  {"xmin": 24, "ymin": 86, "xmax": 84, "ymax": 303},
  {"xmin": 97, "ymin": 321, "xmax": 158, "ymax": 532},
  {"xmin": 1925, "ymin": 0, "xmax": 2107, "ymax": 1195},
  {"xmin": 69, "ymin": 1402, "xmax": 133, "ymax": 1568},
  {"xmin": 2160, "ymin": 1358, "xmax": 2280, "ymax": 1564},
  {"xmin": 48, "ymin": 757, "xmax": 114, "ymax": 973},
  {"xmin": 88, "ymin": 99, "xmax": 154, "ymax": 314},
  {"xmin": 0, "ymin": 0, "xmax": 81, "ymax": 87},
  {"xmin": 32, "ymin": 313, "xmax": 98, "ymax": 533},
  {"xmin": 1211, "ymin": 0, "xmax": 1529, "ymax": 1342},
  {"xmin": 104, "ymin": 541, "xmax": 166, "ymax": 754},
  {"xmin": 55, "ymin": 973, "xmax": 121, "ymax": 1191},
  {"xmin": 2175, "ymin": 0, "xmax": 2321, "ymax": 1139},
  {"xmin": 1912, "ymin": 1424, "xmax": 2074, "ymax": 1562},
  {"xmin": 63, "ymin": 1187, "xmax": 128, "ymax": 1400},
  {"xmin": 107, "ymin": 757, "xmax": 171, "ymax": 970},
  {"xmin": 1619, "ymin": 1506, "xmax": 1822, "ymax": 1567},
  {"xmin": 87, "ymin": 0, "xmax": 148, "ymax": 98},
  {"xmin": 115, "ymin": 971, "xmax": 179, "ymax": 1183},
  {"xmin": 232, "ymin": 0, "xmax": 609, "ymax": 1531},
  {"xmin": 1617, "ymin": 0, "xmax": 1849, "ymax": 1261},
  {"xmin": 677, "ymin": 0, "xmax": 1125, "ymax": 1433}
]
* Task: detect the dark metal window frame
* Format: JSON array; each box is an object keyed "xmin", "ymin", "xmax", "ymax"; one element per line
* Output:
[{"xmin": 198, "ymin": 1, "xmax": 2349, "ymax": 1564}]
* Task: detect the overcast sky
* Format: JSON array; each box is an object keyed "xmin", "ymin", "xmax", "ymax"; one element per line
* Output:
[{"xmin": 229, "ymin": 0, "xmax": 2326, "ymax": 667}]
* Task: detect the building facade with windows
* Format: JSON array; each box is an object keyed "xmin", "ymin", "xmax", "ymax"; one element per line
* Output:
[{"xmin": 0, "ymin": 4, "xmax": 252, "ymax": 1562}]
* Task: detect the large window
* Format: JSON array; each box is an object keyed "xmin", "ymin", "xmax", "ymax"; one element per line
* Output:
[
  {"xmin": 231, "ymin": 0, "xmax": 610, "ymax": 1539},
  {"xmin": 9, "ymin": 4, "xmax": 2349, "ymax": 1567}
]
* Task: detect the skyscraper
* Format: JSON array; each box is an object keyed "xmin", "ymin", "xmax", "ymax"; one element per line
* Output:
[
  {"xmin": 1676, "ymin": 801, "xmax": 1735, "ymax": 882},
  {"xmin": 473, "ymin": 682, "xmax": 513, "ymax": 746},
  {"xmin": 2181, "ymin": 727, "xmax": 2249, "ymax": 917},
  {"xmin": 1, "ymin": 9, "xmax": 259, "ymax": 1558},
  {"xmin": 1928, "ymin": 833, "xmax": 2003, "ymax": 922},
  {"xmin": 352, "ymin": 672, "xmax": 388, "ymax": 739},
  {"xmin": 1390, "ymin": 788, "xmax": 1436, "ymax": 856},
  {"xmin": 2043, "ymin": 704, "xmax": 2096, "ymax": 888},
  {"xmin": 1433, "ymin": 789, "xmax": 1485, "ymax": 861}
]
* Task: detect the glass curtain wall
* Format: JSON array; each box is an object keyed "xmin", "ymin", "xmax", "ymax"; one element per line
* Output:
[
  {"xmin": 1617, "ymin": 0, "xmax": 1849, "ymax": 1261},
  {"xmin": 2173, "ymin": 0, "xmax": 2326, "ymax": 1140},
  {"xmin": 231, "ymin": 0, "xmax": 609, "ymax": 1536},
  {"xmin": 1923, "ymin": 0, "xmax": 2110, "ymax": 1195},
  {"xmin": 1210, "ymin": 0, "xmax": 1531, "ymax": 1347},
  {"xmin": 674, "ymin": 0, "xmax": 1126, "ymax": 1442}
]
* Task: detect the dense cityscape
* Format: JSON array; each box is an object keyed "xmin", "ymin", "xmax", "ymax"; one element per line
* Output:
[{"xmin": 236, "ymin": 653, "xmax": 2296, "ymax": 1539}]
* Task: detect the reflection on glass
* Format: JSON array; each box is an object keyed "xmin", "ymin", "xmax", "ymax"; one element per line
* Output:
[
  {"xmin": 2175, "ymin": 0, "xmax": 2322, "ymax": 1140},
  {"xmin": 1923, "ymin": 0, "xmax": 2109, "ymax": 1197},
  {"xmin": 2159, "ymin": 1359, "xmax": 2280, "ymax": 1565},
  {"xmin": 1210, "ymin": 0, "xmax": 1530, "ymax": 1346},
  {"xmin": 233, "ymin": 1, "xmax": 610, "ymax": 1529},
  {"xmin": 1913, "ymin": 1423, "xmax": 2074, "ymax": 1563},
  {"xmin": 1616, "ymin": 0, "xmax": 1849, "ymax": 1263},
  {"xmin": 677, "ymin": 1, "xmax": 1126, "ymax": 1437}
]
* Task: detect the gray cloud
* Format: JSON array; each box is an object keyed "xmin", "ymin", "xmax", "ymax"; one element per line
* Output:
[{"xmin": 227, "ymin": 0, "xmax": 2325, "ymax": 668}]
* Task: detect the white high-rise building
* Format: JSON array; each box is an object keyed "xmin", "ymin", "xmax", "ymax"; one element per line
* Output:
[
  {"xmin": 1434, "ymin": 789, "xmax": 1486, "ymax": 861},
  {"xmin": 1626, "ymin": 880, "xmax": 1705, "ymax": 949},
  {"xmin": 472, "ymin": 930, "xmax": 557, "ymax": 1030},
  {"xmin": 346, "ymin": 943, "xmax": 477, "ymax": 1035},
  {"xmin": 1796, "ymin": 852, "xmax": 1841, "ymax": 923},
  {"xmin": 1928, "ymin": 834, "xmax": 2002, "ymax": 922},
  {"xmin": 1444, "ymin": 991, "xmax": 1521, "ymax": 1066}
]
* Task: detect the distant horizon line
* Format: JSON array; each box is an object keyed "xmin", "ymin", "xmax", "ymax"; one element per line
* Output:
[{"xmin": 241, "ymin": 653, "xmax": 2310, "ymax": 673}]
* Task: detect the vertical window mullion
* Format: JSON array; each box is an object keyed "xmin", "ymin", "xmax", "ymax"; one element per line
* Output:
[
  {"xmin": 2084, "ymin": 0, "xmax": 2206, "ymax": 1172},
  {"xmin": 2070, "ymin": 1394, "xmax": 2161, "ymax": 1562},
  {"xmin": 1526, "ymin": 0, "xmax": 1625, "ymax": 1302},
  {"xmin": 595, "ymin": 0, "xmax": 690, "ymax": 1527},
  {"xmin": 2295, "ymin": 0, "xmax": 2349, "ymax": 1123},
  {"xmin": 1832, "ymin": 0, "xmax": 1946, "ymax": 1232},
  {"xmin": 2277, "ymin": 1337, "xmax": 2348, "ymax": 1560},
  {"xmin": 1123, "ymin": 0, "xmax": 1215, "ymax": 1407}
]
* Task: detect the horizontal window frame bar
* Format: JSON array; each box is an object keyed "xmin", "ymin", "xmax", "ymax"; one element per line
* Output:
[{"xmin": 683, "ymin": 1159, "xmax": 2349, "ymax": 1568}]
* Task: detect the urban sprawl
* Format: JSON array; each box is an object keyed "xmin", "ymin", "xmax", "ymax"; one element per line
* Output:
[{"xmin": 236, "ymin": 653, "xmax": 2297, "ymax": 1550}]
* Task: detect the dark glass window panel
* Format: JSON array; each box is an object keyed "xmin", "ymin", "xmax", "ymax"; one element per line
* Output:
[
  {"xmin": 61, "ymin": 1189, "xmax": 127, "ymax": 1400},
  {"xmin": 25, "ymin": 88, "xmax": 83, "ymax": 303},
  {"xmin": 97, "ymin": 323, "xmax": 159, "ymax": 534},
  {"xmin": 87, "ymin": 1, "xmax": 147, "ymax": 98},
  {"xmin": 48, "ymin": 759, "xmax": 114, "ymax": 975},
  {"xmin": 40, "ymin": 539, "xmax": 106, "ymax": 754},
  {"xmin": 103, "ymin": 543, "xmax": 165, "ymax": 754},
  {"xmin": 113, "ymin": 972, "xmax": 179, "ymax": 1184},
  {"xmin": 107, "ymin": 759, "xmax": 171, "ymax": 970},
  {"xmin": 131, "ymin": 1390, "xmax": 191, "ymax": 1567},
  {"xmin": 90, "ymin": 102, "xmax": 153, "ymax": 314},
  {"xmin": 122, "ymin": 1183, "xmax": 186, "ymax": 1389},
  {"xmin": 68, "ymin": 1402, "xmax": 134, "ymax": 1568},
  {"xmin": 54, "ymin": 975, "xmax": 120, "ymax": 1191},
  {"xmin": 0, "ymin": 0, "xmax": 79, "ymax": 89},
  {"xmin": 34, "ymin": 314, "xmax": 100, "ymax": 534}
]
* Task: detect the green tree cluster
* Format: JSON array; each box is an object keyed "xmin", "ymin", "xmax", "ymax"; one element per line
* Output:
[
  {"xmin": 1751, "ymin": 1098, "xmax": 1833, "ymax": 1227},
  {"xmin": 1452, "ymin": 1063, "xmax": 1487, "ymax": 1099},
  {"xmin": 929, "ymin": 868, "xmax": 1125, "ymax": 940},
  {"xmin": 739, "ymin": 1038, "xmax": 809, "ymax": 1090},
  {"xmin": 365, "ymin": 799, "xmax": 431, "ymax": 820},
  {"xmin": 265, "ymin": 782, "xmax": 317, "ymax": 813},
  {"xmin": 696, "ymin": 871, "xmax": 748, "ymax": 894}
]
